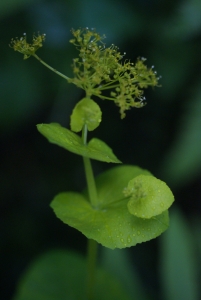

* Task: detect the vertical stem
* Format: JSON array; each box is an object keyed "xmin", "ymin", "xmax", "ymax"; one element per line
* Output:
[
  {"xmin": 82, "ymin": 124, "xmax": 99, "ymax": 300},
  {"xmin": 86, "ymin": 239, "xmax": 98, "ymax": 300},
  {"xmin": 82, "ymin": 125, "xmax": 99, "ymax": 208}
]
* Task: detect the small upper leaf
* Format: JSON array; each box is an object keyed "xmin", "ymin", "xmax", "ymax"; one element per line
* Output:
[
  {"xmin": 37, "ymin": 123, "xmax": 121, "ymax": 163},
  {"xmin": 125, "ymin": 175, "xmax": 174, "ymax": 219},
  {"xmin": 70, "ymin": 98, "xmax": 102, "ymax": 132}
]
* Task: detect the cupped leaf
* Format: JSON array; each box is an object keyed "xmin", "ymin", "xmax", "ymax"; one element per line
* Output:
[
  {"xmin": 126, "ymin": 175, "xmax": 174, "ymax": 219},
  {"xmin": 13, "ymin": 250, "xmax": 131, "ymax": 300},
  {"xmin": 51, "ymin": 165, "xmax": 170, "ymax": 249},
  {"xmin": 70, "ymin": 98, "xmax": 102, "ymax": 132},
  {"xmin": 92, "ymin": 165, "xmax": 151, "ymax": 207},
  {"xmin": 37, "ymin": 123, "xmax": 121, "ymax": 163}
]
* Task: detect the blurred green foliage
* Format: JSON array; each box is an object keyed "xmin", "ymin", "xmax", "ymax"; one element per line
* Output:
[
  {"xmin": 13, "ymin": 250, "xmax": 132, "ymax": 300},
  {"xmin": 1, "ymin": 0, "xmax": 201, "ymax": 299},
  {"xmin": 160, "ymin": 209, "xmax": 199, "ymax": 300}
]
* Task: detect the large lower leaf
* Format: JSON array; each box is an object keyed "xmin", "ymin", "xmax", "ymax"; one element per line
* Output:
[
  {"xmin": 51, "ymin": 165, "xmax": 170, "ymax": 249},
  {"xmin": 37, "ymin": 123, "xmax": 121, "ymax": 163},
  {"xmin": 13, "ymin": 250, "xmax": 131, "ymax": 300}
]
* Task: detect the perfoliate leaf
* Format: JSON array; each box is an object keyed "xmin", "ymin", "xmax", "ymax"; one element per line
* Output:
[
  {"xmin": 37, "ymin": 123, "xmax": 121, "ymax": 163},
  {"xmin": 126, "ymin": 175, "xmax": 174, "ymax": 219},
  {"xmin": 51, "ymin": 165, "xmax": 170, "ymax": 249},
  {"xmin": 70, "ymin": 98, "xmax": 102, "ymax": 132}
]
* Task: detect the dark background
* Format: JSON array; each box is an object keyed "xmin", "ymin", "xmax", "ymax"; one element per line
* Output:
[{"xmin": 1, "ymin": 0, "xmax": 201, "ymax": 299}]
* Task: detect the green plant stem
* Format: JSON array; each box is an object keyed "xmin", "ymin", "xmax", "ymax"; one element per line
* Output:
[
  {"xmin": 82, "ymin": 155, "xmax": 98, "ymax": 208},
  {"xmin": 86, "ymin": 239, "xmax": 98, "ymax": 300},
  {"xmin": 82, "ymin": 124, "xmax": 99, "ymax": 300},
  {"xmin": 82, "ymin": 125, "xmax": 99, "ymax": 208},
  {"xmin": 33, "ymin": 53, "xmax": 70, "ymax": 81}
]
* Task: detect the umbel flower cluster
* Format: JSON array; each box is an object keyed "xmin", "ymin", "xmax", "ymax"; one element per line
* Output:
[
  {"xmin": 10, "ymin": 32, "xmax": 46, "ymax": 59},
  {"xmin": 10, "ymin": 28, "xmax": 160, "ymax": 118}
]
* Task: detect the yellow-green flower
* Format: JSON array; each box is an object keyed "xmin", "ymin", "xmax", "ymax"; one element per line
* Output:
[
  {"xmin": 68, "ymin": 28, "xmax": 160, "ymax": 118},
  {"xmin": 10, "ymin": 28, "xmax": 160, "ymax": 118},
  {"xmin": 10, "ymin": 33, "xmax": 46, "ymax": 59}
]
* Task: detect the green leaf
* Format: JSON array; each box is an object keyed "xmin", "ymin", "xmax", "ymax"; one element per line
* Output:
[
  {"xmin": 51, "ymin": 165, "xmax": 170, "ymax": 249},
  {"xmin": 13, "ymin": 250, "xmax": 131, "ymax": 300},
  {"xmin": 101, "ymin": 248, "xmax": 150, "ymax": 300},
  {"xmin": 37, "ymin": 123, "xmax": 121, "ymax": 163},
  {"xmin": 87, "ymin": 138, "xmax": 121, "ymax": 162},
  {"xmin": 160, "ymin": 209, "xmax": 199, "ymax": 300},
  {"xmin": 126, "ymin": 175, "xmax": 174, "ymax": 219},
  {"xmin": 70, "ymin": 98, "xmax": 102, "ymax": 132}
]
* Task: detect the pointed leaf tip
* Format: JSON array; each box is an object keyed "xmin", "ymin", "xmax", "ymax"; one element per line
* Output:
[{"xmin": 36, "ymin": 123, "xmax": 121, "ymax": 163}]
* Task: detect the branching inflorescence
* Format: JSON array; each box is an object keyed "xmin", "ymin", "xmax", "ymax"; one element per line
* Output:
[{"xmin": 10, "ymin": 28, "xmax": 159, "ymax": 118}]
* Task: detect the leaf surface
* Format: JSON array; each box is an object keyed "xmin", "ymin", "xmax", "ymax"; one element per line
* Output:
[
  {"xmin": 70, "ymin": 98, "xmax": 102, "ymax": 132},
  {"xmin": 126, "ymin": 175, "xmax": 174, "ymax": 219},
  {"xmin": 51, "ymin": 165, "xmax": 170, "ymax": 249},
  {"xmin": 37, "ymin": 123, "xmax": 121, "ymax": 163}
]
